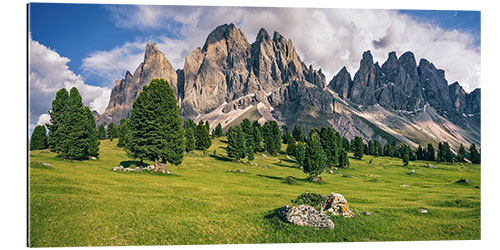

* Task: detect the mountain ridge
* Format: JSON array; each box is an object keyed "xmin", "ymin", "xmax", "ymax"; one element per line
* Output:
[{"xmin": 97, "ymin": 23, "xmax": 480, "ymax": 149}]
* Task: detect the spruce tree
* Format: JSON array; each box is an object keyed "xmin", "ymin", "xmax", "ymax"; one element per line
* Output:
[
  {"xmin": 247, "ymin": 145, "xmax": 254, "ymax": 161},
  {"xmin": 401, "ymin": 145, "xmax": 410, "ymax": 166},
  {"xmin": 341, "ymin": 136, "xmax": 350, "ymax": 152},
  {"xmin": 374, "ymin": 140, "xmax": 382, "ymax": 156},
  {"xmin": 353, "ymin": 136, "xmax": 364, "ymax": 159},
  {"xmin": 469, "ymin": 143, "xmax": 480, "ymax": 164},
  {"xmin": 107, "ymin": 122, "xmax": 118, "ymax": 141},
  {"xmin": 282, "ymin": 125, "xmax": 292, "ymax": 144},
  {"xmin": 304, "ymin": 132, "xmax": 327, "ymax": 180},
  {"xmin": 117, "ymin": 118, "xmax": 129, "ymax": 147},
  {"xmin": 295, "ymin": 142, "xmax": 306, "ymax": 167},
  {"xmin": 292, "ymin": 125, "xmax": 305, "ymax": 142},
  {"xmin": 205, "ymin": 121, "xmax": 210, "ymax": 135},
  {"xmin": 83, "ymin": 106, "xmax": 100, "ymax": 158},
  {"xmin": 252, "ymin": 121, "xmax": 263, "ymax": 152},
  {"xmin": 338, "ymin": 149, "xmax": 349, "ymax": 168},
  {"xmin": 426, "ymin": 143, "xmax": 435, "ymax": 161},
  {"xmin": 195, "ymin": 120, "xmax": 211, "ymax": 150},
  {"xmin": 126, "ymin": 79, "xmax": 185, "ymax": 169},
  {"xmin": 416, "ymin": 145, "xmax": 425, "ymax": 160},
  {"xmin": 443, "ymin": 142, "xmax": 454, "ymax": 163},
  {"xmin": 30, "ymin": 125, "xmax": 48, "ymax": 150},
  {"xmin": 319, "ymin": 126, "xmax": 338, "ymax": 167},
  {"xmin": 214, "ymin": 123, "xmax": 223, "ymax": 137},
  {"xmin": 97, "ymin": 124, "xmax": 106, "ymax": 140},
  {"xmin": 263, "ymin": 120, "xmax": 281, "ymax": 155},
  {"xmin": 286, "ymin": 136, "xmax": 297, "ymax": 156},
  {"xmin": 47, "ymin": 88, "xmax": 69, "ymax": 153},
  {"xmin": 308, "ymin": 128, "xmax": 320, "ymax": 140},
  {"xmin": 368, "ymin": 140, "xmax": 375, "ymax": 155},
  {"xmin": 457, "ymin": 144, "xmax": 466, "ymax": 163},
  {"xmin": 226, "ymin": 126, "xmax": 246, "ymax": 160},
  {"xmin": 240, "ymin": 119, "xmax": 254, "ymax": 150},
  {"xmin": 185, "ymin": 126, "xmax": 196, "ymax": 152}
]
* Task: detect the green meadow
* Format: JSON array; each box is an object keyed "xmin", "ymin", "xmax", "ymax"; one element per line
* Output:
[{"xmin": 29, "ymin": 138, "xmax": 480, "ymax": 247}]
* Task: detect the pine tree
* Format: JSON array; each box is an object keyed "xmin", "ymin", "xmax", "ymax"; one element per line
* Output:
[
  {"xmin": 214, "ymin": 123, "xmax": 223, "ymax": 137},
  {"xmin": 247, "ymin": 145, "xmax": 254, "ymax": 161},
  {"xmin": 240, "ymin": 119, "xmax": 254, "ymax": 150},
  {"xmin": 292, "ymin": 125, "xmax": 305, "ymax": 142},
  {"xmin": 374, "ymin": 140, "xmax": 382, "ymax": 156},
  {"xmin": 469, "ymin": 143, "xmax": 480, "ymax": 164},
  {"xmin": 308, "ymin": 128, "xmax": 320, "ymax": 140},
  {"xmin": 286, "ymin": 136, "xmax": 297, "ymax": 156},
  {"xmin": 252, "ymin": 121, "xmax": 263, "ymax": 152},
  {"xmin": 195, "ymin": 120, "xmax": 211, "ymax": 150},
  {"xmin": 282, "ymin": 125, "xmax": 292, "ymax": 144},
  {"xmin": 319, "ymin": 126, "xmax": 338, "ymax": 167},
  {"xmin": 295, "ymin": 142, "xmax": 306, "ymax": 167},
  {"xmin": 401, "ymin": 145, "xmax": 410, "ymax": 166},
  {"xmin": 205, "ymin": 121, "xmax": 210, "ymax": 135},
  {"xmin": 353, "ymin": 136, "xmax": 364, "ymax": 159},
  {"xmin": 263, "ymin": 120, "xmax": 281, "ymax": 155},
  {"xmin": 457, "ymin": 144, "xmax": 466, "ymax": 162},
  {"xmin": 368, "ymin": 140, "xmax": 375, "ymax": 155},
  {"xmin": 437, "ymin": 142, "xmax": 444, "ymax": 162},
  {"xmin": 126, "ymin": 79, "xmax": 185, "ymax": 169},
  {"xmin": 226, "ymin": 126, "xmax": 246, "ymax": 160},
  {"xmin": 338, "ymin": 149, "xmax": 349, "ymax": 168},
  {"xmin": 97, "ymin": 124, "xmax": 106, "ymax": 140},
  {"xmin": 185, "ymin": 126, "xmax": 196, "ymax": 152},
  {"xmin": 341, "ymin": 136, "xmax": 350, "ymax": 152},
  {"xmin": 30, "ymin": 125, "xmax": 48, "ymax": 150},
  {"xmin": 443, "ymin": 142, "xmax": 454, "ymax": 163},
  {"xmin": 47, "ymin": 88, "xmax": 70, "ymax": 153},
  {"xmin": 107, "ymin": 122, "xmax": 118, "ymax": 141},
  {"xmin": 304, "ymin": 132, "xmax": 327, "ymax": 180},
  {"xmin": 416, "ymin": 145, "xmax": 424, "ymax": 160},
  {"xmin": 83, "ymin": 106, "xmax": 100, "ymax": 158},
  {"xmin": 117, "ymin": 118, "xmax": 130, "ymax": 148},
  {"xmin": 426, "ymin": 143, "xmax": 435, "ymax": 161}
]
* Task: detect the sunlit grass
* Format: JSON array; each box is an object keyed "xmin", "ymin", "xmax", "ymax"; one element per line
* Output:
[{"xmin": 29, "ymin": 138, "xmax": 480, "ymax": 246}]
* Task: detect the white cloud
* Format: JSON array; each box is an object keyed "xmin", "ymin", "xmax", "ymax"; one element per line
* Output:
[
  {"xmin": 29, "ymin": 36, "xmax": 111, "ymax": 128},
  {"xmin": 88, "ymin": 6, "xmax": 480, "ymax": 92},
  {"xmin": 36, "ymin": 113, "xmax": 51, "ymax": 126}
]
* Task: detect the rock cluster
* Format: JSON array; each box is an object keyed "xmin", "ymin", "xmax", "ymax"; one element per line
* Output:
[
  {"xmin": 112, "ymin": 165, "xmax": 172, "ymax": 174},
  {"xmin": 278, "ymin": 205, "xmax": 335, "ymax": 230},
  {"xmin": 320, "ymin": 193, "xmax": 354, "ymax": 218}
]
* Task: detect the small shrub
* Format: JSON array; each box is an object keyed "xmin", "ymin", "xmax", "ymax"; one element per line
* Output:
[
  {"xmin": 291, "ymin": 192, "xmax": 325, "ymax": 209},
  {"xmin": 282, "ymin": 176, "xmax": 298, "ymax": 185}
]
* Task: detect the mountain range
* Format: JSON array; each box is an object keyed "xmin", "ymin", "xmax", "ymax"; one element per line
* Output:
[{"xmin": 97, "ymin": 23, "xmax": 480, "ymax": 149}]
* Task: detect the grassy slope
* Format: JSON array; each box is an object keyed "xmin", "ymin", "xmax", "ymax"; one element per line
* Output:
[{"xmin": 29, "ymin": 138, "xmax": 480, "ymax": 247}]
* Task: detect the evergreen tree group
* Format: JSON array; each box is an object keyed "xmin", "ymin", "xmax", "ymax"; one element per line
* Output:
[{"xmin": 46, "ymin": 87, "xmax": 99, "ymax": 160}]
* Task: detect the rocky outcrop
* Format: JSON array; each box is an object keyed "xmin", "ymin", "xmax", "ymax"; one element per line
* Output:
[
  {"xmin": 278, "ymin": 205, "xmax": 335, "ymax": 230},
  {"xmin": 98, "ymin": 42, "xmax": 178, "ymax": 125},
  {"xmin": 320, "ymin": 192, "xmax": 354, "ymax": 218}
]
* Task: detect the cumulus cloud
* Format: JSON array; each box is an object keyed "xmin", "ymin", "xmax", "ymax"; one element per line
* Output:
[
  {"xmin": 86, "ymin": 6, "xmax": 480, "ymax": 92},
  {"xmin": 29, "ymin": 36, "xmax": 111, "ymax": 128}
]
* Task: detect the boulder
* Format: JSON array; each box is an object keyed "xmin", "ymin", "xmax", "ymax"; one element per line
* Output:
[
  {"xmin": 133, "ymin": 167, "xmax": 142, "ymax": 172},
  {"xmin": 400, "ymin": 184, "xmax": 410, "ymax": 188},
  {"xmin": 278, "ymin": 205, "xmax": 335, "ymax": 230},
  {"xmin": 361, "ymin": 211, "xmax": 372, "ymax": 216},
  {"xmin": 418, "ymin": 208, "xmax": 429, "ymax": 214},
  {"xmin": 42, "ymin": 163, "xmax": 52, "ymax": 168},
  {"xmin": 320, "ymin": 193, "xmax": 354, "ymax": 218},
  {"xmin": 409, "ymin": 170, "xmax": 416, "ymax": 174},
  {"xmin": 112, "ymin": 166, "xmax": 124, "ymax": 171},
  {"xmin": 88, "ymin": 156, "xmax": 97, "ymax": 160},
  {"xmin": 327, "ymin": 170, "xmax": 334, "ymax": 174},
  {"xmin": 236, "ymin": 169, "xmax": 245, "ymax": 173}
]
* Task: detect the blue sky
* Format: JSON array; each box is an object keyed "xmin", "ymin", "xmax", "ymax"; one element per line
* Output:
[{"xmin": 28, "ymin": 3, "xmax": 481, "ymax": 130}]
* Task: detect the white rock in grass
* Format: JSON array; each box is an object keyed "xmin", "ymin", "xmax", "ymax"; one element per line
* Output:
[{"xmin": 278, "ymin": 205, "xmax": 335, "ymax": 230}]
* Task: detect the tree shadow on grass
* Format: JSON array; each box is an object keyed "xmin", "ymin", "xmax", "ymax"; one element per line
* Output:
[
  {"xmin": 209, "ymin": 154, "xmax": 232, "ymax": 162},
  {"xmin": 119, "ymin": 160, "xmax": 150, "ymax": 168},
  {"xmin": 280, "ymin": 157, "xmax": 296, "ymax": 164},
  {"xmin": 257, "ymin": 174, "xmax": 284, "ymax": 180},
  {"xmin": 272, "ymin": 162, "xmax": 298, "ymax": 169}
]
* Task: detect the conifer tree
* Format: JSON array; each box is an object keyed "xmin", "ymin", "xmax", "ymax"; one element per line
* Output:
[
  {"xmin": 126, "ymin": 79, "xmax": 185, "ymax": 169},
  {"xmin": 205, "ymin": 121, "xmax": 210, "ymax": 135},
  {"xmin": 240, "ymin": 119, "xmax": 254, "ymax": 149},
  {"xmin": 30, "ymin": 125, "xmax": 48, "ymax": 150},
  {"xmin": 252, "ymin": 121, "xmax": 263, "ymax": 152},
  {"xmin": 83, "ymin": 106, "xmax": 100, "ymax": 158},
  {"xmin": 426, "ymin": 143, "xmax": 435, "ymax": 161},
  {"xmin": 401, "ymin": 145, "xmax": 410, "ymax": 166},
  {"xmin": 295, "ymin": 142, "xmax": 306, "ymax": 167},
  {"xmin": 374, "ymin": 140, "xmax": 382, "ymax": 156},
  {"xmin": 338, "ymin": 149, "xmax": 349, "ymax": 168},
  {"xmin": 308, "ymin": 128, "xmax": 320, "ymax": 140},
  {"xmin": 226, "ymin": 126, "xmax": 246, "ymax": 160},
  {"xmin": 185, "ymin": 126, "xmax": 196, "ymax": 152},
  {"xmin": 247, "ymin": 145, "xmax": 254, "ymax": 161},
  {"xmin": 281, "ymin": 125, "xmax": 292, "ymax": 144},
  {"xmin": 214, "ymin": 123, "xmax": 223, "ymax": 137},
  {"xmin": 457, "ymin": 144, "xmax": 466, "ymax": 163},
  {"xmin": 117, "ymin": 118, "xmax": 130, "ymax": 147},
  {"xmin": 47, "ymin": 88, "xmax": 69, "ymax": 153},
  {"xmin": 195, "ymin": 120, "xmax": 211, "ymax": 150},
  {"xmin": 97, "ymin": 124, "xmax": 106, "ymax": 140},
  {"xmin": 304, "ymin": 132, "xmax": 327, "ymax": 180},
  {"xmin": 341, "ymin": 136, "xmax": 350, "ymax": 152},
  {"xmin": 443, "ymin": 142, "xmax": 454, "ymax": 163},
  {"xmin": 107, "ymin": 122, "xmax": 118, "ymax": 141},
  {"xmin": 416, "ymin": 145, "xmax": 425, "ymax": 160},
  {"xmin": 319, "ymin": 126, "xmax": 338, "ymax": 167},
  {"xmin": 286, "ymin": 136, "xmax": 297, "ymax": 156},
  {"xmin": 353, "ymin": 136, "xmax": 364, "ymax": 159},
  {"xmin": 368, "ymin": 140, "xmax": 375, "ymax": 155},
  {"xmin": 469, "ymin": 143, "xmax": 480, "ymax": 164},
  {"xmin": 292, "ymin": 125, "xmax": 305, "ymax": 142},
  {"xmin": 263, "ymin": 120, "xmax": 281, "ymax": 155}
]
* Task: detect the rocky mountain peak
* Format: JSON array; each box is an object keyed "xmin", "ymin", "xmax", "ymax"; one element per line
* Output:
[
  {"xmin": 256, "ymin": 27, "xmax": 271, "ymax": 42},
  {"xmin": 144, "ymin": 42, "xmax": 159, "ymax": 60}
]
